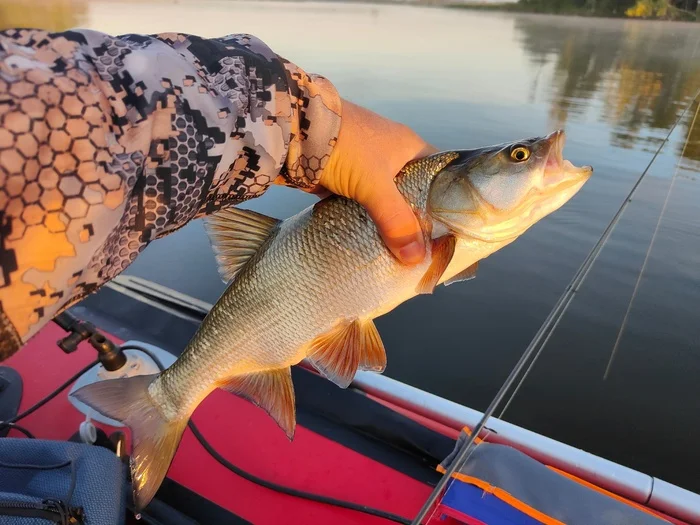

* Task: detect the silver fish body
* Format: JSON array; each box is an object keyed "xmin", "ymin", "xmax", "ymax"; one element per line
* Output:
[
  {"xmin": 155, "ymin": 153, "xmax": 454, "ymax": 417},
  {"xmin": 73, "ymin": 130, "xmax": 592, "ymax": 510}
]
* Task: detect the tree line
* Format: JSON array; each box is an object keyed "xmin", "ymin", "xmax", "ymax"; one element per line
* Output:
[{"xmin": 516, "ymin": 0, "xmax": 698, "ymax": 19}]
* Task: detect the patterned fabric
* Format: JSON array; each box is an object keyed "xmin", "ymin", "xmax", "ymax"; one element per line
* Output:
[{"xmin": 0, "ymin": 29, "xmax": 342, "ymax": 359}]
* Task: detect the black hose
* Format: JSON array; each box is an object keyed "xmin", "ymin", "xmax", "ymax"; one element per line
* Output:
[
  {"xmin": 128, "ymin": 345, "xmax": 411, "ymax": 525},
  {"xmin": 1, "ymin": 422, "xmax": 36, "ymax": 439},
  {"xmin": 2, "ymin": 340, "xmax": 411, "ymax": 524},
  {"xmin": 0, "ymin": 360, "xmax": 98, "ymax": 433},
  {"xmin": 187, "ymin": 420, "xmax": 410, "ymax": 524}
]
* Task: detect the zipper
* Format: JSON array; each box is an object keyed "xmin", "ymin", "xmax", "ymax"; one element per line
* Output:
[{"xmin": 0, "ymin": 499, "xmax": 84, "ymax": 524}]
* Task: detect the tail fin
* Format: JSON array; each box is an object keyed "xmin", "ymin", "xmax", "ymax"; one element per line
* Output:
[{"xmin": 72, "ymin": 374, "xmax": 187, "ymax": 511}]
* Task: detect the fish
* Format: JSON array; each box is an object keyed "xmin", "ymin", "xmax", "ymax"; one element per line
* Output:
[{"xmin": 72, "ymin": 129, "xmax": 592, "ymax": 510}]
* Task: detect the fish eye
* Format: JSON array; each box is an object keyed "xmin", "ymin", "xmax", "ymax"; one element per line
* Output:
[{"xmin": 510, "ymin": 146, "xmax": 530, "ymax": 163}]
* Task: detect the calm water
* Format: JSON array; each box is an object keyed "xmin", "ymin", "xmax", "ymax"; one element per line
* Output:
[{"xmin": 9, "ymin": 0, "xmax": 700, "ymax": 491}]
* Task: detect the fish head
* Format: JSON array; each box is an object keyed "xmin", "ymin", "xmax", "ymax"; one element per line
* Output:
[{"xmin": 427, "ymin": 130, "xmax": 592, "ymax": 243}]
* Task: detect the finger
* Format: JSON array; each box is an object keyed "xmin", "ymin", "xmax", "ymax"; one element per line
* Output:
[{"xmin": 358, "ymin": 178, "xmax": 426, "ymax": 265}]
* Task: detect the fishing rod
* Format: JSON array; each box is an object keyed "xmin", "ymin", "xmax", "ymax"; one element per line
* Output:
[
  {"xmin": 411, "ymin": 87, "xmax": 700, "ymax": 525},
  {"xmin": 499, "ymin": 91, "xmax": 700, "ymax": 419},
  {"xmin": 603, "ymin": 98, "xmax": 700, "ymax": 380}
]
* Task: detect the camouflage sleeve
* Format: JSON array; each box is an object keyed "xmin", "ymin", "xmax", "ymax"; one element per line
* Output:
[{"xmin": 0, "ymin": 29, "xmax": 342, "ymax": 359}]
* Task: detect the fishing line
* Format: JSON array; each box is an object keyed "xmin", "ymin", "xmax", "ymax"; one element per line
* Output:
[
  {"xmin": 502, "ymin": 89, "xmax": 700, "ymax": 414},
  {"xmin": 604, "ymin": 97, "xmax": 700, "ymax": 379},
  {"xmin": 602, "ymin": 35, "xmax": 700, "ymax": 380},
  {"xmin": 411, "ymin": 87, "xmax": 700, "ymax": 525}
]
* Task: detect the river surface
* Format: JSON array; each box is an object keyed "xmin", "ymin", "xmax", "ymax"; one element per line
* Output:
[{"xmin": 7, "ymin": 0, "xmax": 700, "ymax": 493}]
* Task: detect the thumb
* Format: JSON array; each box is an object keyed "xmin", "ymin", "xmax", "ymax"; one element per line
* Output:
[{"xmin": 357, "ymin": 177, "xmax": 426, "ymax": 265}]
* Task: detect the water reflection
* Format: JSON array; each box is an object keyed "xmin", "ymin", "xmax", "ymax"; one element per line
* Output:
[
  {"xmin": 2, "ymin": 2, "xmax": 697, "ymax": 163},
  {"xmin": 515, "ymin": 15, "xmax": 700, "ymax": 161}
]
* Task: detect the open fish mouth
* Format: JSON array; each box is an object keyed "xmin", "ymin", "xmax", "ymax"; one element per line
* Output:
[
  {"xmin": 470, "ymin": 129, "xmax": 593, "ymax": 243},
  {"xmin": 542, "ymin": 129, "xmax": 593, "ymax": 190}
]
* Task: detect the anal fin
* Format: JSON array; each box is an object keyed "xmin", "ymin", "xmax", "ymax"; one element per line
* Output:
[
  {"xmin": 416, "ymin": 235, "xmax": 456, "ymax": 294},
  {"xmin": 308, "ymin": 318, "xmax": 387, "ymax": 388},
  {"xmin": 445, "ymin": 262, "xmax": 479, "ymax": 286},
  {"xmin": 219, "ymin": 368, "xmax": 296, "ymax": 440}
]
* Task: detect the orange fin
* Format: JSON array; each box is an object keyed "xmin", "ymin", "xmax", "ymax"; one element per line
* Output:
[
  {"xmin": 416, "ymin": 235, "xmax": 456, "ymax": 294},
  {"xmin": 308, "ymin": 319, "xmax": 387, "ymax": 387},
  {"xmin": 445, "ymin": 262, "xmax": 479, "ymax": 286},
  {"xmin": 219, "ymin": 368, "xmax": 296, "ymax": 439},
  {"xmin": 307, "ymin": 321, "xmax": 360, "ymax": 388},
  {"xmin": 358, "ymin": 319, "xmax": 387, "ymax": 373}
]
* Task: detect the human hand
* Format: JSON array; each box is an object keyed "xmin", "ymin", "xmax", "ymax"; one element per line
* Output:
[{"xmin": 319, "ymin": 99, "xmax": 437, "ymax": 265}]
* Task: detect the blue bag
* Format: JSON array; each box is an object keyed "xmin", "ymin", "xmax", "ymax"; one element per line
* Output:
[{"xmin": 0, "ymin": 439, "xmax": 126, "ymax": 525}]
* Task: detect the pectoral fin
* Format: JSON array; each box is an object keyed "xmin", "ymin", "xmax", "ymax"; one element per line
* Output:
[
  {"xmin": 204, "ymin": 208, "xmax": 281, "ymax": 283},
  {"xmin": 416, "ymin": 235, "xmax": 456, "ymax": 294},
  {"xmin": 308, "ymin": 318, "xmax": 387, "ymax": 388},
  {"xmin": 445, "ymin": 262, "xmax": 479, "ymax": 286},
  {"xmin": 219, "ymin": 368, "xmax": 296, "ymax": 439}
]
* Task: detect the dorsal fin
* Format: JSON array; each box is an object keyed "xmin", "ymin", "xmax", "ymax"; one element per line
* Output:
[
  {"xmin": 307, "ymin": 318, "xmax": 387, "ymax": 388},
  {"xmin": 219, "ymin": 368, "xmax": 296, "ymax": 440},
  {"xmin": 204, "ymin": 208, "xmax": 281, "ymax": 283},
  {"xmin": 416, "ymin": 235, "xmax": 456, "ymax": 294}
]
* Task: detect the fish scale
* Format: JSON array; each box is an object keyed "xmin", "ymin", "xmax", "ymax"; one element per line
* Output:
[
  {"xmin": 73, "ymin": 132, "xmax": 592, "ymax": 511},
  {"xmin": 153, "ymin": 157, "xmax": 455, "ymax": 418}
]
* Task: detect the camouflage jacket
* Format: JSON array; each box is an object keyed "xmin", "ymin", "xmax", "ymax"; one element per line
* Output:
[{"xmin": 0, "ymin": 29, "xmax": 342, "ymax": 359}]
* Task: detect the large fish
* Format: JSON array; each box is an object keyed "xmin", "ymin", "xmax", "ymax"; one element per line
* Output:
[{"xmin": 74, "ymin": 130, "xmax": 592, "ymax": 510}]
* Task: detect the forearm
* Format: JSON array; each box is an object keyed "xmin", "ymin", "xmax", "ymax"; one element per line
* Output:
[{"xmin": 0, "ymin": 29, "xmax": 341, "ymax": 357}]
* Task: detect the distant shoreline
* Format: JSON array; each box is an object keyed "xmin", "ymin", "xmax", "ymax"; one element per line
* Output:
[
  {"xmin": 446, "ymin": 3, "xmax": 625, "ymax": 17},
  {"xmin": 232, "ymin": 0, "xmax": 699, "ymax": 21},
  {"xmin": 445, "ymin": 1, "xmax": 698, "ymax": 20}
]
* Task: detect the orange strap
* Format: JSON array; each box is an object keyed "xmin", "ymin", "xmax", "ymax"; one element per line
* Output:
[
  {"xmin": 547, "ymin": 466, "xmax": 671, "ymax": 523},
  {"xmin": 435, "ymin": 426, "xmax": 482, "ymax": 474},
  {"xmin": 436, "ymin": 428, "xmax": 665, "ymax": 524},
  {"xmin": 461, "ymin": 425, "xmax": 483, "ymax": 444},
  {"xmin": 448, "ymin": 472, "xmax": 565, "ymax": 525},
  {"xmin": 435, "ymin": 427, "xmax": 563, "ymax": 524}
]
